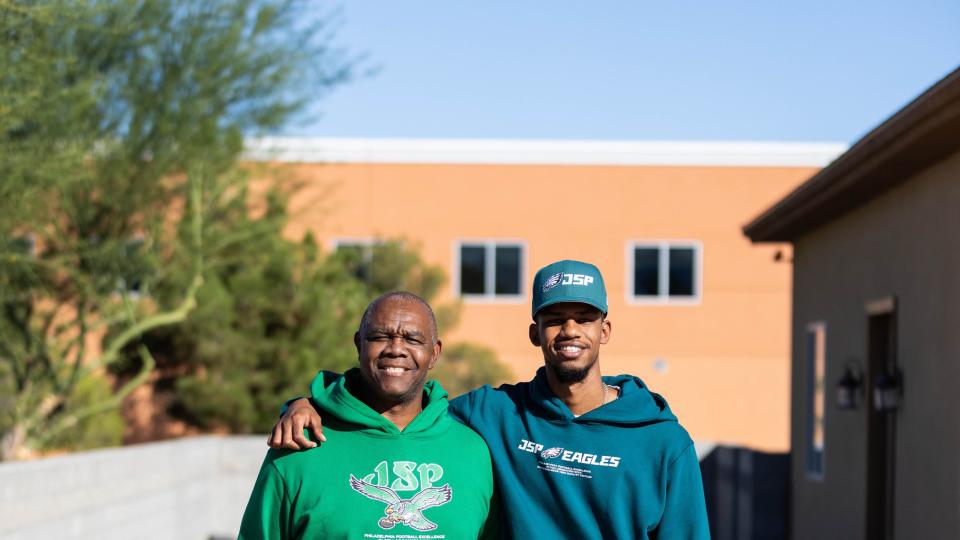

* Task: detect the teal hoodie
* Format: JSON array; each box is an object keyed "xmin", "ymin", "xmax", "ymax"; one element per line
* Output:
[
  {"xmin": 448, "ymin": 367, "xmax": 710, "ymax": 539},
  {"xmin": 239, "ymin": 368, "xmax": 497, "ymax": 540}
]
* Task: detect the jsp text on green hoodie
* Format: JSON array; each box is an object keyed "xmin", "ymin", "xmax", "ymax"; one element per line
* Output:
[{"xmin": 239, "ymin": 369, "xmax": 497, "ymax": 540}]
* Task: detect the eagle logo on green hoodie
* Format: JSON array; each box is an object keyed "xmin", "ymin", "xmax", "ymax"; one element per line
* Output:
[{"xmin": 349, "ymin": 474, "xmax": 453, "ymax": 531}]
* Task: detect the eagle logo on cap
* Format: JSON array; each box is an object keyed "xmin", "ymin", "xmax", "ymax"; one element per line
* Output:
[{"xmin": 542, "ymin": 272, "xmax": 563, "ymax": 292}]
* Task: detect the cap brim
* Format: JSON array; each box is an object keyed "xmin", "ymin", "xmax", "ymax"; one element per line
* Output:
[{"xmin": 533, "ymin": 297, "xmax": 607, "ymax": 319}]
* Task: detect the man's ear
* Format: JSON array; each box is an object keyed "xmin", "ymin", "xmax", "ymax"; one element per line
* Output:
[
  {"xmin": 529, "ymin": 323, "xmax": 541, "ymax": 347},
  {"xmin": 353, "ymin": 331, "xmax": 361, "ymax": 354},
  {"xmin": 428, "ymin": 340, "xmax": 442, "ymax": 370},
  {"xmin": 600, "ymin": 318, "xmax": 612, "ymax": 345}
]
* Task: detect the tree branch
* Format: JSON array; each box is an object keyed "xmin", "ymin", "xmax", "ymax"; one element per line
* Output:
[
  {"xmin": 62, "ymin": 306, "xmax": 88, "ymax": 396},
  {"xmin": 31, "ymin": 344, "xmax": 156, "ymax": 448},
  {"xmin": 21, "ymin": 177, "xmax": 204, "ymax": 446},
  {"xmin": 80, "ymin": 174, "xmax": 204, "ymax": 375}
]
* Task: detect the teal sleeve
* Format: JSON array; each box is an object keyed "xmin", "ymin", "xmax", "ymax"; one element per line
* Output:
[
  {"xmin": 477, "ymin": 487, "xmax": 502, "ymax": 540},
  {"xmin": 447, "ymin": 394, "xmax": 471, "ymax": 424},
  {"xmin": 448, "ymin": 386, "xmax": 488, "ymax": 426},
  {"xmin": 656, "ymin": 443, "xmax": 711, "ymax": 539},
  {"xmin": 238, "ymin": 454, "xmax": 290, "ymax": 540}
]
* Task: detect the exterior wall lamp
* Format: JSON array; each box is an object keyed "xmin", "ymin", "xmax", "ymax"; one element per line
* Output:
[
  {"xmin": 873, "ymin": 369, "xmax": 903, "ymax": 412},
  {"xmin": 836, "ymin": 361, "xmax": 863, "ymax": 410}
]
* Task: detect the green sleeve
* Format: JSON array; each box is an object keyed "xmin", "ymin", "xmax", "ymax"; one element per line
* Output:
[
  {"xmin": 239, "ymin": 454, "xmax": 290, "ymax": 540},
  {"xmin": 656, "ymin": 443, "xmax": 711, "ymax": 539}
]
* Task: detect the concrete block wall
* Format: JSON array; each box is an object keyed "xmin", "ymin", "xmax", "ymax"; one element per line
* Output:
[
  {"xmin": 0, "ymin": 437, "xmax": 720, "ymax": 540},
  {"xmin": 0, "ymin": 436, "xmax": 266, "ymax": 540}
]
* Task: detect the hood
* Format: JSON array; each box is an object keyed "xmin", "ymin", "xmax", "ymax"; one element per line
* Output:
[
  {"xmin": 528, "ymin": 367, "xmax": 678, "ymax": 426},
  {"xmin": 309, "ymin": 368, "xmax": 450, "ymax": 436}
]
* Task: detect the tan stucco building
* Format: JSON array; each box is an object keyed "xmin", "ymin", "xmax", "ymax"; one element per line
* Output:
[
  {"xmin": 745, "ymin": 66, "xmax": 960, "ymax": 538},
  {"xmin": 248, "ymin": 138, "xmax": 845, "ymax": 451}
]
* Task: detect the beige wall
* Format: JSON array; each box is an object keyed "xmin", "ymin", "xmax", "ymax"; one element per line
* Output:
[
  {"xmin": 788, "ymin": 149, "xmax": 960, "ymax": 539},
  {"xmin": 271, "ymin": 160, "xmax": 818, "ymax": 451}
]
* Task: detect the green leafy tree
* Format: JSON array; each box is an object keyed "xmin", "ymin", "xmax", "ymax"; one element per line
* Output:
[
  {"xmin": 126, "ymin": 227, "xmax": 510, "ymax": 434},
  {"xmin": 330, "ymin": 242, "xmax": 512, "ymax": 397},
  {"xmin": 116, "ymin": 183, "xmax": 368, "ymax": 433},
  {"xmin": 328, "ymin": 242, "xmax": 512, "ymax": 400},
  {"xmin": 0, "ymin": 0, "xmax": 354, "ymax": 459},
  {"xmin": 432, "ymin": 342, "xmax": 512, "ymax": 397},
  {"xmin": 330, "ymin": 240, "xmax": 461, "ymax": 333}
]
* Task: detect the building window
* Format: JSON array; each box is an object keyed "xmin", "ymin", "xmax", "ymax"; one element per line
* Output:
[
  {"xmin": 456, "ymin": 241, "xmax": 524, "ymax": 300},
  {"xmin": 8, "ymin": 235, "xmax": 36, "ymax": 256},
  {"xmin": 806, "ymin": 322, "xmax": 827, "ymax": 480},
  {"xmin": 113, "ymin": 237, "xmax": 150, "ymax": 299},
  {"xmin": 332, "ymin": 239, "xmax": 379, "ymax": 283},
  {"xmin": 68, "ymin": 235, "xmax": 150, "ymax": 299},
  {"xmin": 627, "ymin": 241, "xmax": 701, "ymax": 303}
]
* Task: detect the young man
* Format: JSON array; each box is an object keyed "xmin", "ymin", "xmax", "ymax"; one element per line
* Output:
[
  {"xmin": 240, "ymin": 292, "xmax": 497, "ymax": 539},
  {"xmin": 273, "ymin": 261, "xmax": 709, "ymax": 539}
]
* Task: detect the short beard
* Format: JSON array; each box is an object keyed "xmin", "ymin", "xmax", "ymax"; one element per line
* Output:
[{"xmin": 549, "ymin": 363, "xmax": 591, "ymax": 384}]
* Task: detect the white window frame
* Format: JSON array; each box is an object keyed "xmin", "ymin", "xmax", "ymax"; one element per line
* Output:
[
  {"xmin": 453, "ymin": 239, "xmax": 527, "ymax": 303},
  {"xmin": 114, "ymin": 236, "xmax": 147, "ymax": 300},
  {"xmin": 330, "ymin": 237, "xmax": 387, "ymax": 265},
  {"xmin": 805, "ymin": 321, "xmax": 827, "ymax": 481},
  {"xmin": 10, "ymin": 234, "xmax": 37, "ymax": 257},
  {"xmin": 330, "ymin": 238, "xmax": 388, "ymax": 283},
  {"xmin": 625, "ymin": 240, "xmax": 703, "ymax": 305},
  {"xmin": 329, "ymin": 237, "xmax": 383, "ymax": 252}
]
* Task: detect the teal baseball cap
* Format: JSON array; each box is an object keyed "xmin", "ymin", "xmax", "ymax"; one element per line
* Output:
[{"xmin": 531, "ymin": 260, "xmax": 608, "ymax": 318}]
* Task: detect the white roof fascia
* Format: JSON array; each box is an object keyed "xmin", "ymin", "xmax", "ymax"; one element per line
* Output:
[{"xmin": 245, "ymin": 137, "xmax": 847, "ymax": 167}]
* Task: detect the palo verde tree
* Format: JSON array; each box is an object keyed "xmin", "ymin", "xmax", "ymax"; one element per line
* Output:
[
  {"xmin": 118, "ymin": 229, "xmax": 512, "ymax": 435},
  {"xmin": 122, "ymin": 232, "xmax": 435, "ymax": 433},
  {"xmin": 0, "ymin": 0, "xmax": 355, "ymax": 459}
]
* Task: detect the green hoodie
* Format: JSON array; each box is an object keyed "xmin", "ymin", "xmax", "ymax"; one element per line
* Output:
[{"xmin": 239, "ymin": 369, "xmax": 497, "ymax": 540}]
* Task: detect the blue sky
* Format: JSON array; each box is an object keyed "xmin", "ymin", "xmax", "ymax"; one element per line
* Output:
[{"xmin": 286, "ymin": 1, "xmax": 960, "ymax": 144}]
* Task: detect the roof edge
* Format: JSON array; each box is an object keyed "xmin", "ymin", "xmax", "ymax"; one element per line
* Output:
[
  {"xmin": 243, "ymin": 137, "xmax": 846, "ymax": 167},
  {"xmin": 744, "ymin": 66, "xmax": 960, "ymax": 242}
]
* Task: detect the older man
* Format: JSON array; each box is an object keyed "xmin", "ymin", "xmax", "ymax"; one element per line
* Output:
[
  {"xmin": 273, "ymin": 261, "xmax": 709, "ymax": 539},
  {"xmin": 239, "ymin": 291, "xmax": 497, "ymax": 539}
]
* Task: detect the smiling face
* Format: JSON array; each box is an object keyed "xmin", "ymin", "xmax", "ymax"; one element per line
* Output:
[
  {"xmin": 529, "ymin": 302, "xmax": 611, "ymax": 383},
  {"xmin": 355, "ymin": 296, "xmax": 441, "ymax": 408}
]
